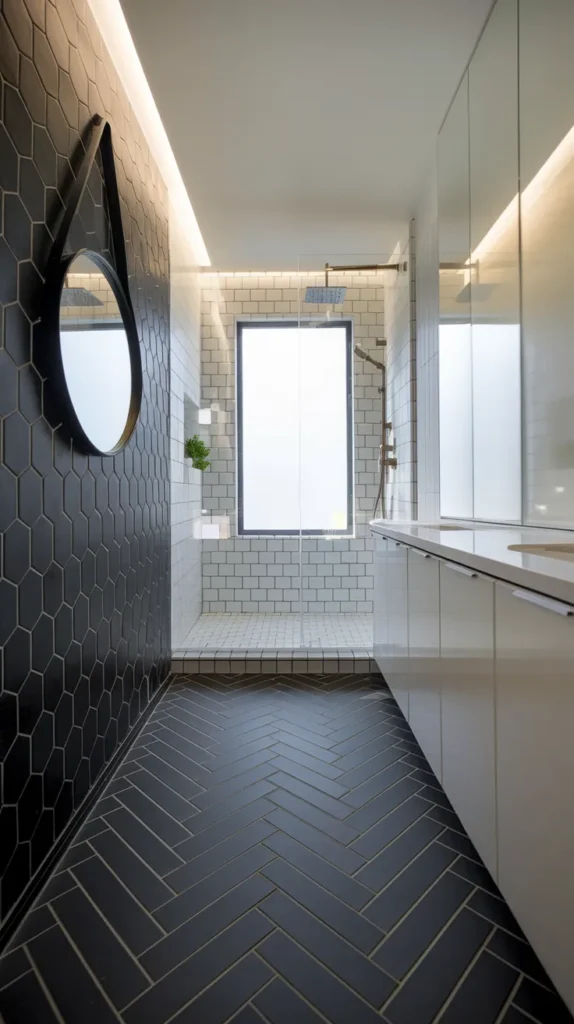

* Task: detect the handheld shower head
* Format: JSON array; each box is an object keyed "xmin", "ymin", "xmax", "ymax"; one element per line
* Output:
[{"xmin": 354, "ymin": 344, "xmax": 384, "ymax": 371}]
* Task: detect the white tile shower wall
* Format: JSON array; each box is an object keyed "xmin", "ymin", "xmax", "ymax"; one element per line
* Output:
[
  {"xmin": 200, "ymin": 271, "xmax": 386, "ymax": 612},
  {"xmin": 170, "ymin": 208, "xmax": 203, "ymax": 646},
  {"xmin": 384, "ymin": 227, "xmax": 417, "ymax": 519},
  {"xmin": 415, "ymin": 172, "xmax": 441, "ymax": 521}
]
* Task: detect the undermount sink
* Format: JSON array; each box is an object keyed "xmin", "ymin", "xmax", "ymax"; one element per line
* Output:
[{"xmin": 509, "ymin": 542, "xmax": 574, "ymax": 562}]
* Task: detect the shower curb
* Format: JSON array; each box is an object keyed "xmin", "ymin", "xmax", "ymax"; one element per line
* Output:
[{"xmin": 171, "ymin": 649, "xmax": 379, "ymax": 675}]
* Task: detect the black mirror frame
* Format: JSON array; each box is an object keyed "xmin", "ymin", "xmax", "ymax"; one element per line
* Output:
[{"xmin": 40, "ymin": 115, "xmax": 143, "ymax": 456}]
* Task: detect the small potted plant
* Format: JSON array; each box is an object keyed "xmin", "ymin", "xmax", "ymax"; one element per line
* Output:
[{"xmin": 185, "ymin": 435, "xmax": 211, "ymax": 471}]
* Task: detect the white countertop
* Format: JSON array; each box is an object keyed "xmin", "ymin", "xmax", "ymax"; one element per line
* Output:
[{"xmin": 369, "ymin": 519, "xmax": 574, "ymax": 605}]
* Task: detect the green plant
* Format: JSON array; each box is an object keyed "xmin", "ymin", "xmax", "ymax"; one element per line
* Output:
[{"xmin": 185, "ymin": 435, "xmax": 211, "ymax": 471}]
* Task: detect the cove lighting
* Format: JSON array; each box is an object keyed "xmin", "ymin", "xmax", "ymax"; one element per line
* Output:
[
  {"xmin": 87, "ymin": 0, "xmax": 210, "ymax": 267},
  {"xmin": 471, "ymin": 124, "xmax": 574, "ymax": 263}
]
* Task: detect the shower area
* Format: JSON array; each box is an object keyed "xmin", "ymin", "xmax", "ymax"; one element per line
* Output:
[{"xmin": 175, "ymin": 253, "xmax": 408, "ymax": 667}]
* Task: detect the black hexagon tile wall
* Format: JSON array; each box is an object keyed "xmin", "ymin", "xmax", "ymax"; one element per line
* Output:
[{"xmin": 0, "ymin": 0, "xmax": 171, "ymax": 931}]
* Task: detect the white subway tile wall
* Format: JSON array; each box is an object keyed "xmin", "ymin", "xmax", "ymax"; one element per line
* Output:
[
  {"xmin": 384, "ymin": 229, "xmax": 418, "ymax": 520},
  {"xmin": 199, "ymin": 270, "xmax": 387, "ymax": 613},
  {"xmin": 170, "ymin": 210, "xmax": 203, "ymax": 646}
]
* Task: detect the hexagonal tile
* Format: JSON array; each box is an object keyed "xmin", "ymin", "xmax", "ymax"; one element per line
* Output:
[
  {"xmin": 43, "ymin": 747, "xmax": 64, "ymax": 808},
  {"xmin": 44, "ymin": 655, "xmax": 64, "ymax": 713},
  {"xmin": 64, "ymin": 641, "xmax": 81, "ymax": 694},
  {"xmin": 3, "ymin": 736, "xmax": 32, "ymax": 804},
  {"xmin": 72, "ymin": 593, "xmax": 89, "ymax": 644},
  {"xmin": 71, "ymin": 512, "xmax": 88, "ymax": 558},
  {"xmin": 63, "ymin": 471, "xmax": 80, "ymax": 519},
  {"xmin": 32, "ymin": 221, "xmax": 53, "ymax": 274},
  {"xmin": 0, "ymin": 350, "xmax": 19, "ymax": 417},
  {"xmin": 0, "ymin": 123, "xmax": 18, "ymax": 192},
  {"xmin": 0, "ymin": 578, "xmax": 18, "ymax": 648},
  {"xmin": 45, "ymin": 3, "xmax": 69, "ymax": 71},
  {"xmin": 0, "ymin": 15, "xmax": 19, "ymax": 86},
  {"xmin": 0, "ymin": 691, "xmax": 18, "ymax": 760},
  {"xmin": 0, "ymin": 238, "xmax": 18, "ymax": 305},
  {"xmin": 18, "ymin": 467, "xmax": 43, "ymax": 526},
  {"xmin": 69, "ymin": 46, "xmax": 88, "ymax": 105},
  {"xmin": 5, "ymin": 193, "xmax": 32, "ymax": 264},
  {"xmin": 5, "ymin": 303, "xmax": 32, "ymax": 367},
  {"xmin": 18, "ymin": 260, "xmax": 43, "ymax": 322},
  {"xmin": 46, "ymin": 95, "xmax": 69, "ymax": 156},
  {"xmin": 20, "ymin": 56, "xmax": 46, "ymax": 124},
  {"xmin": 3, "ymin": 0, "xmax": 33, "ymax": 55},
  {"xmin": 43, "ymin": 561, "xmax": 63, "ymax": 618},
  {"xmin": 31, "ymin": 420, "xmax": 53, "ymax": 476},
  {"xmin": 31, "ymin": 515, "xmax": 53, "ymax": 574},
  {"xmin": 88, "ymin": 510, "xmax": 102, "ymax": 549},
  {"xmin": 20, "ymin": 158, "xmax": 46, "ymax": 222},
  {"xmin": 54, "ymin": 692, "xmax": 73, "ymax": 747},
  {"xmin": 54, "ymin": 603, "xmax": 73, "ymax": 657},
  {"xmin": 32, "ymin": 613, "xmax": 54, "ymax": 673},
  {"xmin": 60, "ymin": 554, "xmax": 79, "ymax": 605},
  {"xmin": 31, "ymin": 711, "xmax": 54, "ymax": 774},
  {"xmin": 19, "ymin": 568, "xmax": 43, "ymax": 630},
  {"xmin": 19, "ymin": 671, "xmax": 44, "ymax": 735},
  {"xmin": 3, "ymin": 627, "xmax": 31, "ymax": 692},
  {"xmin": 80, "ymin": 472, "xmax": 95, "ymax": 516},
  {"xmin": 53, "ymin": 513, "xmax": 72, "ymax": 567},
  {"xmin": 64, "ymin": 725, "xmax": 82, "ymax": 781},
  {"xmin": 53, "ymin": 431, "xmax": 72, "ymax": 477},
  {"xmin": 23, "ymin": 0, "xmax": 45, "ymax": 29},
  {"xmin": 83, "ymin": 630, "xmax": 97, "ymax": 679},
  {"xmin": 43, "ymin": 471, "xmax": 63, "ymax": 524},
  {"xmin": 3, "ymin": 411, "xmax": 30, "ymax": 476},
  {"xmin": 4, "ymin": 84, "xmax": 33, "ymax": 157},
  {"xmin": 33, "ymin": 125, "xmax": 57, "ymax": 187},
  {"xmin": 3, "ymin": 520, "xmax": 31, "ymax": 584},
  {"xmin": 96, "ymin": 618, "xmax": 110, "ymax": 661},
  {"xmin": 18, "ymin": 775, "xmax": 44, "ymax": 842},
  {"xmin": 58, "ymin": 70, "xmax": 78, "ymax": 129}
]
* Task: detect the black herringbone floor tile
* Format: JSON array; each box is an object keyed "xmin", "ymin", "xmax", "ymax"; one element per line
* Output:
[{"xmin": 0, "ymin": 673, "xmax": 570, "ymax": 1024}]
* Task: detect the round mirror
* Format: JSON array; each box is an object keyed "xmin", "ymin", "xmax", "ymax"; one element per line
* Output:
[{"xmin": 57, "ymin": 251, "xmax": 141, "ymax": 454}]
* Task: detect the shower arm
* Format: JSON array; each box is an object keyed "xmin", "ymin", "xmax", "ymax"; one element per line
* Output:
[{"xmin": 324, "ymin": 262, "xmax": 402, "ymax": 285}]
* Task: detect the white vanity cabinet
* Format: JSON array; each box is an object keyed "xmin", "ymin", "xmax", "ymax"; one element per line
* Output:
[
  {"xmin": 407, "ymin": 547, "xmax": 441, "ymax": 780},
  {"xmin": 495, "ymin": 581, "xmax": 574, "ymax": 1009},
  {"xmin": 373, "ymin": 533, "xmax": 388, "ymax": 664},
  {"xmin": 386, "ymin": 540, "xmax": 410, "ymax": 720},
  {"xmin": 439, "ymin": 561, "xmax": 497, "ymax": 879}
]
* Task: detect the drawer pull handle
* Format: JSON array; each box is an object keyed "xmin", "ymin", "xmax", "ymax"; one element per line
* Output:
[
  {"xmin": 512, "ymin": 589, "xmax": 574, "ymax": 617},
  {"xmin": 411, "ymin": 548, "xmax": 431, "ymax": 558},
  {"xmin": 444, "ymin": 561, "xmax": 477, "ymax": 577}
]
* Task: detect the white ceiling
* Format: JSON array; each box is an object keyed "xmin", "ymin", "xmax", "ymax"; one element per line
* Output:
[{"xmin": 120, "ymin": 0, "xmax": 493, "ymax": 269}]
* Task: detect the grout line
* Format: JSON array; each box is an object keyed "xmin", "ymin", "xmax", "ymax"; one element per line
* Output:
[
  {"xmin": 73, "ymin": 844, "xmax": 170, "ymax": 932},
  {"xmin": 433, "ymin": 925, "xmax": 498, "ymax": 1022},
  {"xmin": 22, "ymin": 945, "xmax": 67, "ymax": 1024},
  {"xmin": 29, "ymin": 907, "xmax": 124, "ymax": 1022},
  {"xmin": 493, "ymin": 975, "xmax": 527, "ymax": 1024}
]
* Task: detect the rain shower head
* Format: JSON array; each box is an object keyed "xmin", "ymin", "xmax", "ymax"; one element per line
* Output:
[
  {"xmin": 304, "ymin": 261, "xmax": 401, "ymax": 306},
  {"xmin": 304, "ymin": 285, "xmax": 346, "ymax": 304}
]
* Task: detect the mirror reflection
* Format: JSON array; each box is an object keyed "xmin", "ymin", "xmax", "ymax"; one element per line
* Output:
[{"xmin": 59, "ymin": 252, "xmax": 133, "ymax": 453}]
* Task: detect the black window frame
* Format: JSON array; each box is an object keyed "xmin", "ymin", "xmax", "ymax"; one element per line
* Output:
[{"xmin": 236, "ymin": 319, "xmax": 354, "ymax": 537}]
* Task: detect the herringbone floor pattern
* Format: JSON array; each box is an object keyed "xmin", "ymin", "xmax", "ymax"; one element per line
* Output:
[{"xmin": 0, "ymin": 674, "xmax": 571, "ymax": 1024}]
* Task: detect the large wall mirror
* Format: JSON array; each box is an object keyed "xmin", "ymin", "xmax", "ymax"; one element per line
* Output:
[
  {"xmin": 42, "ymin": 116, "xmax": 142, "ymax": 456},
  {"xmin": 56, "ymin": 251, "xmax": 141, "ymax": 455}
]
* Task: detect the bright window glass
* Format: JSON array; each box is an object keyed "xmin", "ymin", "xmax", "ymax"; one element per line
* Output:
[{"xmin": 238, "ymin": 323, "xmax": 352, "ymax": 534}]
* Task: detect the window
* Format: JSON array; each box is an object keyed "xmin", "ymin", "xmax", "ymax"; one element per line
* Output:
[{"xmin": 237, "ymin": 321, "xmax": 353, "ymax": 535}]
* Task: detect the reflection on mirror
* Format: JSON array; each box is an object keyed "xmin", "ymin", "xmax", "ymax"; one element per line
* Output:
[{"xmin": 59, "ymin": 253, "xmax": 134, "ymax": 453}]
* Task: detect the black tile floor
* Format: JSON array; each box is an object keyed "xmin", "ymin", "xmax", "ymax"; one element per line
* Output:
[{"xmin": 0, "ymin": 673, "xmax": 572, "ymax": 1024}]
